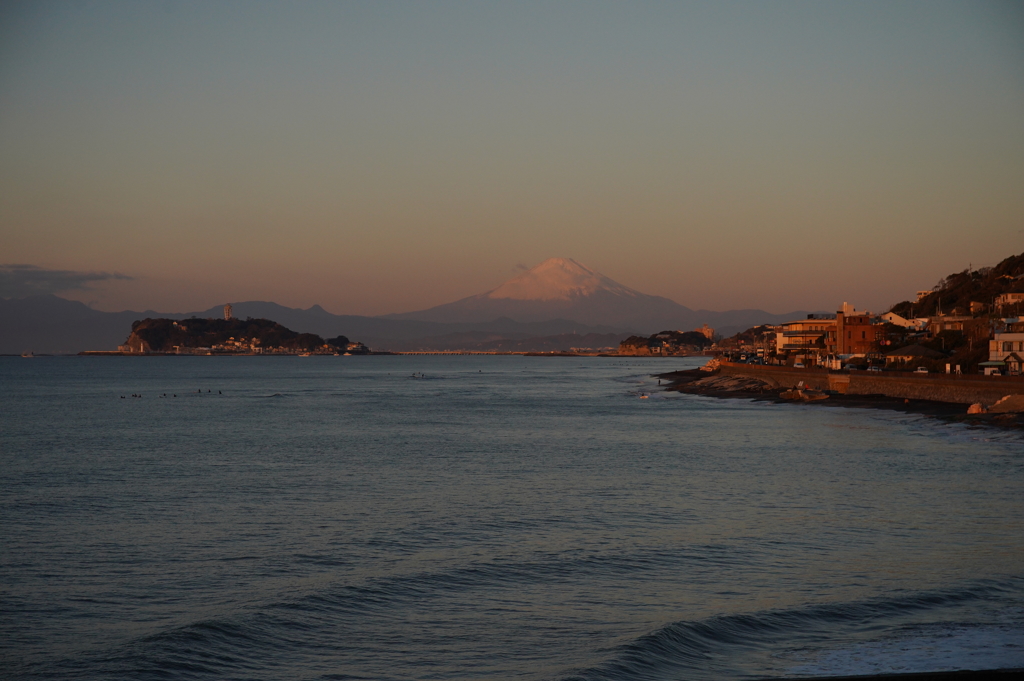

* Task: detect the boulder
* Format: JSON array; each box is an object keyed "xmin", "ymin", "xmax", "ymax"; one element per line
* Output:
[
  {"xmin": 988, "ymin": 394, "xmax": 1024, "ymax": 413},
  {"xmin": 780, "ymin": 388, "xmax": 828, "ymax": 402}
]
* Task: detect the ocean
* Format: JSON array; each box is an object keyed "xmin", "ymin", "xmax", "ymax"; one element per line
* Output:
[{"xmin": 1, "ymin": 355, "xmax": 1022, "ymax": 680}]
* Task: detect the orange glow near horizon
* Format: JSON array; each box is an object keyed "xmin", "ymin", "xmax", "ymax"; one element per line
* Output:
[{"xmin": 1, "ymin": 2, "xmax": 1022, "ymax": 315}]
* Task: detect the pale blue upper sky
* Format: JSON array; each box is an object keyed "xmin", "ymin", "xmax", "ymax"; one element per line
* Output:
[{"xmin": 1, "ymin": 1, "xmax": 1022, "ymax": 314}]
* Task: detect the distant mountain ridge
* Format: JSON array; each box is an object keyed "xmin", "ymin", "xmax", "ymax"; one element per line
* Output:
[
  {"xmin": 1, "ymin": 259, "xmax": 817, "ymax": 353},
  {"xmin": 0, "ymin": 296, "xmax": 627, "ymax": 354},
  {"xmin": 384, "ymin": 258, "xmax": 814, "ymax": 333}
]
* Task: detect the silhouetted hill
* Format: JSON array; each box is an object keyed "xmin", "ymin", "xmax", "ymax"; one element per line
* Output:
[
  {"xmin": 0, "ymin": 297, "xmax": 624, "ymax": 354},
  {"xmin": 2, "ymin": 294, "xmax": 815, "ymax": 355},
  {"xmin": 890, "ymin": 251, "xmax": 1024, "ymax": 317},
  {"xmin": 125, "ymin": 317, "xmax": 340, "ymax": 353},
  {"xmin": 0, "ymin": 296, "xmax": 164, "ymax": 354}
]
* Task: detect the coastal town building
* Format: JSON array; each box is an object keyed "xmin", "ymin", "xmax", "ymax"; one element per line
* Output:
[
  {"xmin": 995, "ymin": 292, "xmax": 1024, "ymax": 313},
  {"xmin": 825, "ymin": 303, "xmax": 882, "ymax": 356},
  {"xmin": 884, "ymin": 344, "xmax": 945, "ymax": 368},
  {"xmin": 224, "ymin": 304, "xmax": 233, "ymax": 320},
  {"xmin": 988, "ymin": 332, "xmax": 1024, "ymax": 374},
  {"xmin": 774, "ymin": 315, "xmax": 835, "ymax": 355},
  {"xmin": 879, "ymin": 312, "xmax": 927, "ymax": 330},
  {"xmin": 926, "ymin": 315, "xmax": 991, "ymax": 345}
]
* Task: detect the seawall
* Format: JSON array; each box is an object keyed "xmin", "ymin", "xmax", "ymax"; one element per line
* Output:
[{"xmin": 718, "ymin": 362, "xmax": 1024, "ymax": 406}]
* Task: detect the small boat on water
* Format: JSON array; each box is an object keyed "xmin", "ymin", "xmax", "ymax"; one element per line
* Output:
[{"xmin": 21, "ymin": 351, "xmax": 34, "ymax": 358}]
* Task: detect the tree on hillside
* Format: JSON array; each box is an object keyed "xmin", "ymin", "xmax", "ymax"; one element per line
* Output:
[{"xmin": 889, "ymin": 251, "xmax": 1024, "ymax": 318}]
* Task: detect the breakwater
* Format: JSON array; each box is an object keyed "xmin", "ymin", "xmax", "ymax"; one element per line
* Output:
[{"xmin": 718, "ymin": 362, "xmax": 1024, "ymax": 406}]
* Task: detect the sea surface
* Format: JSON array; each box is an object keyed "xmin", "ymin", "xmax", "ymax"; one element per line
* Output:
[{"xmin": 1, "ymin": 355, "xmax": 1022, "ymax": 680}]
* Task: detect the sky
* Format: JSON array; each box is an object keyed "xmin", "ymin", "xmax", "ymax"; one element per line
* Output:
[{"xmin": 1, "ymin": 0, "xmax": 1022, "ymax": 315}]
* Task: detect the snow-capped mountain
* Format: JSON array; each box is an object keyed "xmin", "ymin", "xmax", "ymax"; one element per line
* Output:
[
  {"xmin": 1, "ymin": 259, "xmax": 815, "ymax": 353},
  {"xmin": 384, "ymin": 257, "xmax": 807, "ymax": 333},
  {"xmin": 485, "ymin": 258, "xmax": 641, "ymax": 301}
]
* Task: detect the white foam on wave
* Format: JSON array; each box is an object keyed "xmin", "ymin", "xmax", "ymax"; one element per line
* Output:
[
  {"xmin": 785, "ymin": 623, "xmax": 1024, "ymax": 676},
  {"xmin": 871, "ymin": 410, "xmax": 1024, "ymax": 446},
  {"xmin": 805, "ymin": 402, "xmax": 1024, "ymax": 447}
]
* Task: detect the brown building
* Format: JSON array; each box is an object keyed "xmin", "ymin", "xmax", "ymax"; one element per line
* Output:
[
  {"xmin": 926, "ymin": 315, "xmax": 991, "ymax": 345},
  {"xmin": 825, "ymin": 303, "xmax": 882, "ymax": 355}
]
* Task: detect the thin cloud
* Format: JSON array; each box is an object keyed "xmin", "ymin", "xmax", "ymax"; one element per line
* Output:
[
  {"xmin": 0, "ymin": 264, "xmax": 133, "ymax": 298},
  {"xmin": 515, "ymin": 263, "xmax": 529, "ymax": 271}
]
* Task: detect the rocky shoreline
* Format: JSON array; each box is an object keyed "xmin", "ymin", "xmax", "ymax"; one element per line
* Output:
[{"xmin": 657, "ymin": 369, "xmax": 1024, "ymax": 430}]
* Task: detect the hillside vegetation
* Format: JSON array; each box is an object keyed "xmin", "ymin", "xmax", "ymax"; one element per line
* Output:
[
  {"xmin": 619, "ymin": 330, "xmax": 712, "ymax": 355},
  {"xmin": 890, "ymin": 252, "xmax": 1024, "ymax": 317},
  {"xmin": 126, "ymin": 317, "xmax": 347, "ymax": 353}
]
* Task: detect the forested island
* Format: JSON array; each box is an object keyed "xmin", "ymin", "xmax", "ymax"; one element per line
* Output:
[
  {"xmin": 115, "ymin": 317, "xmax": 367, "ymax": 355},
  {"xmin": 618, "ymin": 329, "xmax": 713, "ymax": 356}
]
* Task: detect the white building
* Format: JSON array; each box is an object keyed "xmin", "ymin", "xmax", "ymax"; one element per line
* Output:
[
  {"xmin": 775, "ymin": 316, "xmax": 835, "ymax": 362},
  {"xmin": 988, "ymin": 332, "xmax": 1024, "ymax": 374},
  {"xmin": 995, "ymin": 292, "xmax": 1024, "ymax": 312},
  {"xmin": 880, "ymin": 312, "xmax": 927, "ymax": 330}
]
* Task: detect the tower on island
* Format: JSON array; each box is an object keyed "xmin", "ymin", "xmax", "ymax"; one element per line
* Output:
[{"xmin": 224, "ymin": 304, "xmax": 233, "ymax": 320}]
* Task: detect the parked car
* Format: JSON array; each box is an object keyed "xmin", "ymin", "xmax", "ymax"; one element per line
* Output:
[
  {"xmin": 793, "ymin": 362, "xmax": 805, "ymax": 368},
  {"xmin": 868, "ymin": 366, "xmax": 882, "ymax": 372},
  {"xmin": 914, "ymin": 367, "xmax": 928, "ymax": 374}
]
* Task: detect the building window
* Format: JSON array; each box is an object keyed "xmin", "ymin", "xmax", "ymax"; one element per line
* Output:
[{"xmin": 1005, "ymin": 341, "xmax": 1014, "ymax": 352}]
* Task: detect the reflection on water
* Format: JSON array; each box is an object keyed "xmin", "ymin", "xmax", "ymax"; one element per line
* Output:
[{"xmin": 1, "ymin": 355, "xmax": 1022, "ymax": 679}]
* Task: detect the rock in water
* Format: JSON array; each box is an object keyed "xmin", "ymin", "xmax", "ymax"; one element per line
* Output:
[{"xmin": 988, "ymin": 394, "xmax": 1024, "ymax": 413}]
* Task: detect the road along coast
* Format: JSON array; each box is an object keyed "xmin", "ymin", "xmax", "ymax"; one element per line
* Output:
[{"xmin": 658, "ymin": 363, "xmax": 1024, "ymax": 429}]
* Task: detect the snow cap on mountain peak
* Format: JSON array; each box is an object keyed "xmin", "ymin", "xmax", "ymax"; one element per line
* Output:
[{"xmin": 486, "ymin": 258, "xmax": 639, "ymax": 301}]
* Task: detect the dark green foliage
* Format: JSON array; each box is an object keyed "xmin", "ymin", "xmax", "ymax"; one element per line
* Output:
[
  {"xmin": 619, "ymin": 330, "xmax": 711, "ymax": 353},
  {"xmin": 620, "ymin": 335, "xmax": 651, "ymax": 350},
  {"xmin": 889, "ymin": 251, "xmax": 1024, "ymax": 317},
  {"xmin": 656, "ymin": 330, "xmax": 713, "ymax": 348},
  {"xmin": 878, "ymin": 321, "xmax": 913, "ymax": 348},
  {"xmin": 128, "ymin": 317, "xmax": 343, "ymax": 352},
  {"xmin": 723, "ymin": 324, "xmax": 776, "ymax": 348},
  {"xmin": 902, "ymin": 344, "xmax": 986, "ymax": 374},
  {"xmin": 920, "ymin": 330, "xmax": 967, "ymax": 354},
  {"xmin": 293, "ymin": 333, "xmax": 325, "ymax": 351}
]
